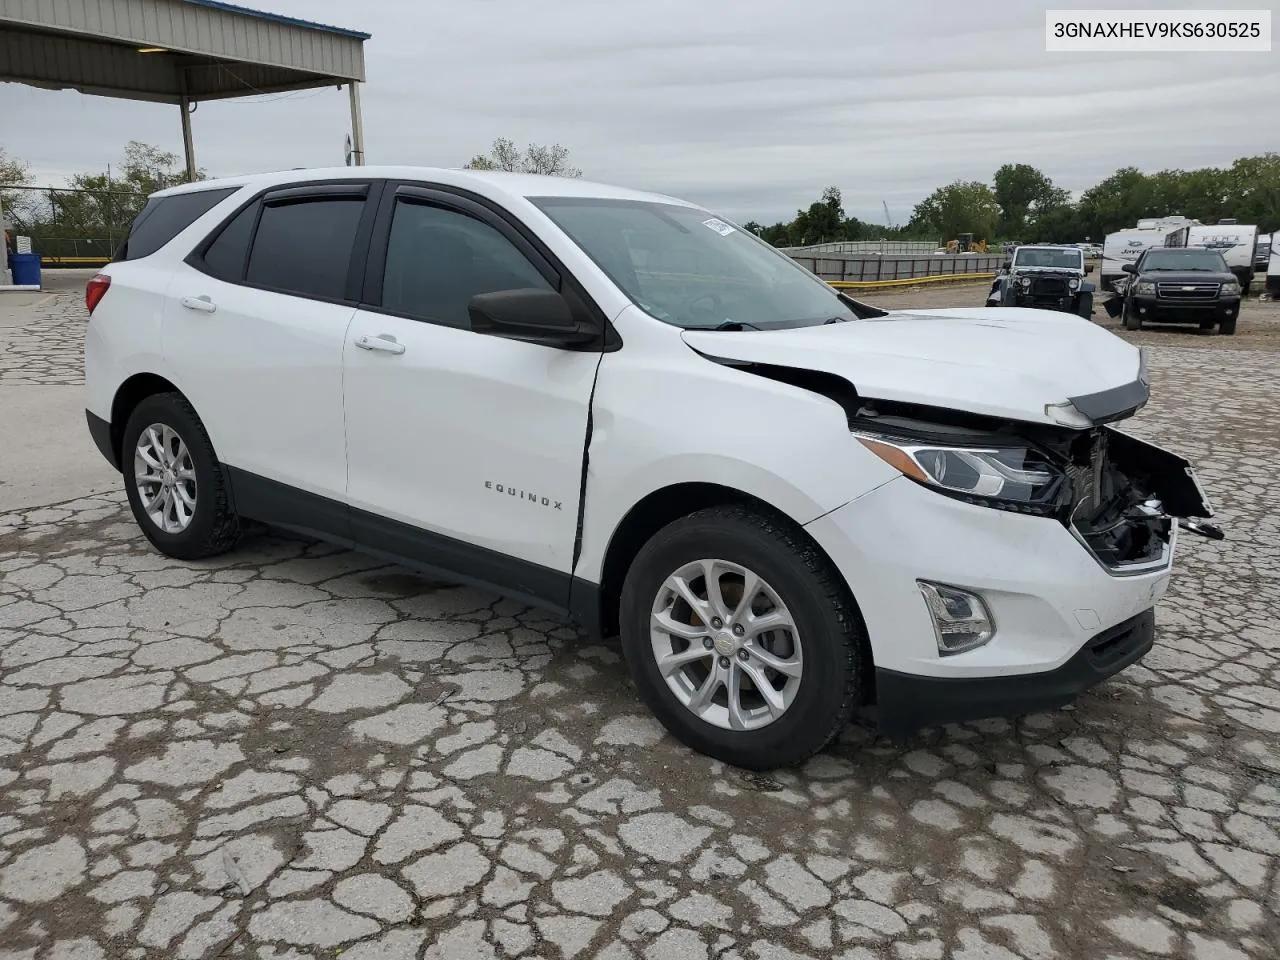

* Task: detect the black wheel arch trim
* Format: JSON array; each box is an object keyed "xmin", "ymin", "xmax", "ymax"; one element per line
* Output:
[{"xmin": 86, "ymin": 410, "xmax": 119, "ymax": 472}]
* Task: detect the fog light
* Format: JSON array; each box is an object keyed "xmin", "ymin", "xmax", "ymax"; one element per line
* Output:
[{"xmin": 918, "ymin": 581, "xmax": 994, "ymax": 656}]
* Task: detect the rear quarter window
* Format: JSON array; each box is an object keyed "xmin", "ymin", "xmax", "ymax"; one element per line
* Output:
[
  {"xmin": 199, "ymin": 202, "xmax": 259, "ymax": 283},
  {"xmin": 116, "ymin": 187, "xmax": 239, "ymax": 261}
]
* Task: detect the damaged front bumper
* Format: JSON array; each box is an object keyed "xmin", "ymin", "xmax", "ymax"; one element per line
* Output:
[
  {"xmin": 1073, "ymin": 427, "xmax": 1222, "ymax": 564},
  {"xmin": 805, "ymin": 417, "xmax": 1221, "ymax": 733}
]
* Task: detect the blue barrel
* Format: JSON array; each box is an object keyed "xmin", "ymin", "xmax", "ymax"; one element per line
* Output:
[{"xmin": 9, "ymin": 253, "xmax": 41, "ymax": 286}]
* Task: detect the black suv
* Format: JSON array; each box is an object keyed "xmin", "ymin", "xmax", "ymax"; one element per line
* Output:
[{"xmin": 1111, "ymin": 247, "xmax": 1242, "ymax": 334}]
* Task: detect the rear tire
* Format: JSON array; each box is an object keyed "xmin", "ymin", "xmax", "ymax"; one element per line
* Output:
[
  {"xmin": 1122, "ymin": 300, "xmax": 1142, "ymax": 330},
  {"xmin": 618, "ymin": 505, "xmax": 866, "ymax": 770},
  {"xmin": 122, "ymin": 392, "xmax": 240, "ymax": 561}
]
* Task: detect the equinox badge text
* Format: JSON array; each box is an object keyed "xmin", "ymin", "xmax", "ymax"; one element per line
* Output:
[{"xmin": 485, "ymin": 480, "xmax": 563, "ymax": 511}]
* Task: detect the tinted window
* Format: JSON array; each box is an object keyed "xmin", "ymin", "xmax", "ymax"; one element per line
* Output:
[
  {"xmin": 118, "ymin": 187, "xmax": 237, "ymax": 261},
  {"xmin": 245, "ymin": 198, "xmax": 365, "ymax": 300},
  {"xmin": 381, "ymin": 201, "xmax": 552, "ymax": 327},
  {"xmin": 201, "ymin": 202, "xmax": 258, "ymax": 282}
]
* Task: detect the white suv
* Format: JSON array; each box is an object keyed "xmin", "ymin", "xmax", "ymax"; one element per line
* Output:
[{"xmin": 84, "ymin": 167, "xmax": 1217, "ymax": 770}]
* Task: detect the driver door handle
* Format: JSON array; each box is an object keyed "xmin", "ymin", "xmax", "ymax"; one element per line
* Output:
[
  {"xmin": 180, "ymin": 295, "xmax": 216, "ymax": 314},
  {"xmin": 354, "ymin": 334, "xmax": 406, "ymax": 355}
]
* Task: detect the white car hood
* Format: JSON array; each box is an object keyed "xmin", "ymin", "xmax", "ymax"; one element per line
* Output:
[{"xmin": 682, "ymin": 307, "xmax": 1144, "ymax": 427}]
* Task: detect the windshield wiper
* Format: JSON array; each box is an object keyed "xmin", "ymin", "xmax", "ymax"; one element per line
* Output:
[{"xmin": 711, "ymin": 320, "xmax": 762, "ymax": 331}]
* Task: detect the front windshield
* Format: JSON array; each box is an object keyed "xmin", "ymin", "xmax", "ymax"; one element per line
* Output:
[
  {"xmin": 1142, "ymin": 248, "xmax": 1229, "ymax": 271},
  {"xmin": 1012, "ymin": 248, "xmax": 1082, "ymax": 269},
  {"xmin": 530, "ymin": 197, "xmax": 868, "ymax": 329}
]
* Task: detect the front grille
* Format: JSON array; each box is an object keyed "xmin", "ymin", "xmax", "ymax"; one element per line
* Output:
[
  {"xmin": 1156, "ymin": 282, "xmax": 1219, "ymax": 301},
  {"xmin": 1029, "ymin": 276, "xmax": 1069, "ymax": 296}
]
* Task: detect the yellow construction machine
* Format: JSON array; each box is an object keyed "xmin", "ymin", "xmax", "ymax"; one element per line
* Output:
[{"xmin": 945, "ymin": 233, "xmax": 988, "ymax": 254}]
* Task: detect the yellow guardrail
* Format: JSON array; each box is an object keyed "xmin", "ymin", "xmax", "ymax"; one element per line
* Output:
[{"xmin": 830, "ymin": 273, "xmax": 995, "ymax": 289}]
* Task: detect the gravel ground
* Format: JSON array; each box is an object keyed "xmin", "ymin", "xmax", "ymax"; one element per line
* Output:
[{"xmin": 0, "ymin": 281, "xmax": 1277, "ymax": 959}]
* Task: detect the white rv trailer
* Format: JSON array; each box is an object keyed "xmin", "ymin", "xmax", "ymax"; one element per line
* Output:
[
  {"xmin": 1182, "ymin": 223, "xmax": 1260, "ymax": 290},
  {"xmin": 1268, "ymin": 242, "xmax": 1279, "ymax": 298}
]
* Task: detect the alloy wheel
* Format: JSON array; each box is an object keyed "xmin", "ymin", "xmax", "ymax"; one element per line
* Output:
[
  {"xmin": 133, "ymin": 423, "xmax": 197, "ymax": 534},
  {"xmin": 649, "ymin": 558, "xmax": 803, "ymax": 731}
]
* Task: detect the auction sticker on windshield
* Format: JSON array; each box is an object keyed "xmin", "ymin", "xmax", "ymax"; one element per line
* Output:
[{"xmin": 702, "ymin": 218, "xmax": 736, "ymax": 237}]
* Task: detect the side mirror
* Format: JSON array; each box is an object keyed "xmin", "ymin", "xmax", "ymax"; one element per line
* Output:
[
  {"xmin": 1121, "ymin": 263, "xmax": 1137, "ymax": 274},
  {"xmin": 1085, "ymin": 263, "xmax": 1094, "ymax": 274},
  {"xmin": 468, "ymin": 288, "xmax": 596, "ymax": 347},
  {"xmin": 1003, "ymin": 259, "xmax": 1012, "ymax": 271}
]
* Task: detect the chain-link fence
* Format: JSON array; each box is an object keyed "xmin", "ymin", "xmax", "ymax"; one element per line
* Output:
[{"xmin": 1, "ymin": 185, "xmax": 147, "ymax": 265}]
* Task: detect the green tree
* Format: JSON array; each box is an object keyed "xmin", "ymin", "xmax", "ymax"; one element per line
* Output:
[
  {"xmin": 1227, "ymin": 153, "xmax": 1280, "ymax": 232},
  {"xmin": 1076, "ymin": 167, "xmax": 1155, "ymax": 239},
  {"xmin": 0, "ymin": 145, "xmax": 34, "ymax": 223},
  {"xmin": 788, "ymin": 186, "xmax": 846, "ymax": 245},
  {"xmin": 759, "ymin": 221, "xmax": 795, "ymax": 246},
  {"xmin": 465, "ymin": 138, "xmax": 582, "ymax": 178},
  {"xmin": 993, "ymin": 163, "xmax": 1068, "ymax": 238},
  {"xmin": 1029, "ymin": 201, "xmax": 1081, "ymax": 243},
  {"xmin": 56, "ymin": 141, "xmax": 206, "ymax": 239},
  {"xmin": 908, "ymin": 180, "xmax": 1001, "ymax": 242},
  {"xmin": 1142, "ymin": 166, "xmax": 1231, "ymax": 225}
]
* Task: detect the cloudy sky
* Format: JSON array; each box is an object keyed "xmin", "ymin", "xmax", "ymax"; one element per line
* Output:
[{"xmin": 3, "ymin": 0, "xmax": 1277, "ymax": 225}]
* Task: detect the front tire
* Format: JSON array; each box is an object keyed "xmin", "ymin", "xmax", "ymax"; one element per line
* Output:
[
  {"xmin": 618, "ymin": 505, "xmax": 866, "ymax": 770},
  {"xmin": 1219, "ymin": 316, "xmax": 1237, "ymax": 335},
  {"xmin": 122, "ymin": 392, "xmax": 240, "ymax": 561},
  {"xmin": 1122, "ymin": 300, "xmax": 1142, "ymax": 330}
]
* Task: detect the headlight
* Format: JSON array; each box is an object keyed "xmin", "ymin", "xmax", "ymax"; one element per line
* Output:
[
  {"xmin": 1135, "ymin": 281, "xmax": 1156, "ymax": 295},
  {"xmin": 856, "ymin": 434, "xmax": 1066, "ymax": 514},
  {"xmin": 1069, "ymin": 277, "xmax": 1080, "ymax": 290},
  {"xmin": 1222, "ymin": 281, "xmax": 1241, "ymax": 295}
]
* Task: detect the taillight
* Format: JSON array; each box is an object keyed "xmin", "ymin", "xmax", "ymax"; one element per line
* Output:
[{"xmin": 85, "ymin": 273, "xmax": 111, "ymax": 315}]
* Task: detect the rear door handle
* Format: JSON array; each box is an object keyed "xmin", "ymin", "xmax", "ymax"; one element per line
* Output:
[
  {"xmin": 354, "ymin": 334, "xmax": 406, "ymax": 355},
  {"xmin": 180, "ymin": 295, "xmax": 216, "ymax": 314}
]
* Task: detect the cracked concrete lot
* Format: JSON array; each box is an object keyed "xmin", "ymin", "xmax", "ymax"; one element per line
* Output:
[{"xmin": 1, "ymin": 278, "xmax": 1278, "ymax": 959}]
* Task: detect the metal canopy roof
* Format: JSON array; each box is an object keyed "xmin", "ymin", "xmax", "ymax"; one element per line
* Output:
[{"xmin": 0, "ymin": 0, "xmax": 369, "ymax": 104}]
